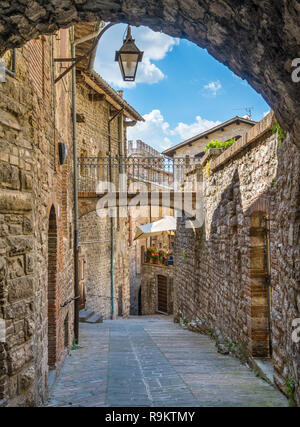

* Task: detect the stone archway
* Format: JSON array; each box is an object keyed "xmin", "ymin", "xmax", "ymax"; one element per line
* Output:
[
  {"xmin": 48, "ymin": 205, "xmax": 58, "ymax": 370},
  {"xmin": 0, "ymin": 1, "xmax": 300, "ymax": 144}
]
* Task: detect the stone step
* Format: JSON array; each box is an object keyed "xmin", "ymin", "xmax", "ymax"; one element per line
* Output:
[
  {"xmin": 79, "ymin": 310, "xmax": 94, "ymax": 323},
  {"xmin": 85, "ymin": 314, "xmax": 103, "ymax": 324}
]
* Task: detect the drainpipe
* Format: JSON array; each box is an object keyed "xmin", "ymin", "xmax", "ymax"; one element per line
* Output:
[
  {"xmin": 108, "ymin": 108, "xmax": 124, "ymax": 319},
  {"xmin": 72, "ymin": 40, "xmax": 80, "ymax": 344},
  {"xmin": 72, "ymin": 25, "xmax": 103, "ymax": 344}
]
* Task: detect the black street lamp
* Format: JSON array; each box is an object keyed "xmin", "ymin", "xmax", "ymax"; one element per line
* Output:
[{"xmin": 115, "ymin": 26, "xmax": 144, "ymax": 82}]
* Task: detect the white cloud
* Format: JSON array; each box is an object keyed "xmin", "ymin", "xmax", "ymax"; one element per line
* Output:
[
  {"xmin": 203, "ymin": 80, "xmax": 222, "ymax": 96},
  {"xmin": 174, "ymin": 116, "xmax": 222, "ymax": 140},
  {"xmin": 127, "ymin": 110, "xmax": 221, "ymax": 152},
  {"xmin": 94, "ymin": 24, "xmax": 179, "ymax": 89}
]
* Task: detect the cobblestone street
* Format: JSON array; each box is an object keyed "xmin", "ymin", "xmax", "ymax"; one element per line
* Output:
[{"xmin": 48, "ymin": 316, "xmax": 288, "ymax": 407}]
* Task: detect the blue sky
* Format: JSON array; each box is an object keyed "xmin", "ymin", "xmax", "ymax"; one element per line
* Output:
[{"xmin": 95, "ymin": 24, "xmax": 270, "ymax": 152}]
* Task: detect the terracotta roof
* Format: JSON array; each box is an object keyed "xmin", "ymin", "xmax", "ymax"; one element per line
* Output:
[
  {"xmin": 74, "ymin": 22, "xmax": 102, "ymax": 71},
  {"xmin": 82, "ymin": 70, "xmax": 144, "ymax": 122},
  {"xmin": 162, "ymin": 116, "xmax": 257, "ymax": 157}
]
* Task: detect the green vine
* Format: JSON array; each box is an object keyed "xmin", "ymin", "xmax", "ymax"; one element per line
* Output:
[
  {"xmin": 284, "ymin": 377, "xmax": 296, "ymax": 406},
  {"xmin": 72, "ymin": 339, "xmax": 83, "ymax": 351},
  {"xmin": 204, "ymin": 137, "xmax": 236, "ymax": 153},
  {"xmin": 272, "ymin": 119, "xmax": 286, "ymax": 145}
]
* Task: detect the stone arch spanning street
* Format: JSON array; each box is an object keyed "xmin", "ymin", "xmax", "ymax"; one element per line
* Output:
[{"xmin": 0, "ymin": 1, "xmax": 300, "ymax": 143}]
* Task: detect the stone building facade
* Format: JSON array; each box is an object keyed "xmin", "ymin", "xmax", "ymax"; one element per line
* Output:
[
  {"xmin": 127, "ymin": 140, "xmax": 174, "ymax": 315},
  {"xmin": 162, "ymin": 116, "xmax": 256, "ymax": 159},
  {"xmin": 174, "ymin": 112, "xmax": 300, "ymax": 405},
  {"xmin": 141, "ymin": 263, "xmax": 174, "ymax": 316},
  {"xmin": 76, "ymin": 65, "xmax": 143, "ymax": 319},
  {"xmin": 0, "ymin": 21, "xmax": 144, "ymax": 407},
  {"xmin": 0, "ymin": 30, "xmax": 74, "ymax": 406}
]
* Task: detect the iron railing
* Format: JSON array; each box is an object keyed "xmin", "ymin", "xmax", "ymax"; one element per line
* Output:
[{"xmin": 78, "ymin": 156, "xmax": 202, "ymax": 194}]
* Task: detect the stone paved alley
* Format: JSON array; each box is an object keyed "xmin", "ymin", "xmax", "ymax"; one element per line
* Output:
[{"xmin": 48, "ymin": 316, "xmax": 288, "ymax": 407}]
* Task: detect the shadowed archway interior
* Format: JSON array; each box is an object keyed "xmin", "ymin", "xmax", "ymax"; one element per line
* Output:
[{"xmin": 0, "ymin": 1, "xmax": 300, "ymax": 144}]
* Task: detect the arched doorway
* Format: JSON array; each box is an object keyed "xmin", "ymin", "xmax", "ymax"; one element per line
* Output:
[{"xmin": 48, "ymin": 205, "xmax": 58, "ymax": 370}]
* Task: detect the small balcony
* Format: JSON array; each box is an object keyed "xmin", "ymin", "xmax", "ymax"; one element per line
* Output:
[{"xmin": 143, "ymin": 248, "xmax": 174, "ymax": 267}]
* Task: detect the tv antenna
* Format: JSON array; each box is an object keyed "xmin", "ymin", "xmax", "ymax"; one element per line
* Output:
[{"xmin": 233, "ymin": 107, "xmax": 254, "ymax": 119}]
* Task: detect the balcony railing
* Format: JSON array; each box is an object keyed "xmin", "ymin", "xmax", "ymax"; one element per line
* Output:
[{"xmin": 78, "ymin": 156, "xmax": 202, "ymax": 194}]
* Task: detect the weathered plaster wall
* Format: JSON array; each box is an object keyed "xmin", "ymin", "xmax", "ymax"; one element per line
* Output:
[{"xmin": 174, "ymin": 114, "xmax": 300, "ymax": 404}]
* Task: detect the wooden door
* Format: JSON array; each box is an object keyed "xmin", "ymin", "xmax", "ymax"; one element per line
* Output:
[{"xmin": 157, "ymin": 275, "xmax": 168, "ymax": 314}]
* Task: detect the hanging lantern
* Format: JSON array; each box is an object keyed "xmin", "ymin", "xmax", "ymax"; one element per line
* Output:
[{"xmin": 115, "ymin": 26, "xmax": 144, "ymax": 82}]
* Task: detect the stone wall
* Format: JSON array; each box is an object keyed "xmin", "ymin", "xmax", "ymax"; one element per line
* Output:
[
  {"xmin": 141, "ymin": 264, "xmax": 174, "ymax": 315},
  {"xmin": 0, "ymin": 31, "xmax": 74, "ymax": 406},
  {"xmin": 129, "ymin": 207, "xmax": 172, "ymax": 316},
  {"xmin": 174, "ymin": 113, "xmax": 300, "ymax": 404}
]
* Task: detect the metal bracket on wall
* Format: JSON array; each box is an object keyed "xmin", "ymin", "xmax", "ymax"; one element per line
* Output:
[
  {"xmin": 61, "ymin": 296, "xmax": 80, "ymax": 308},
  {"xmin": 54, "ymin": 23, "xmax": 115, "ymax": 85},
  {"xmin": 0, "ymin": 49, "xmax": 17, "ymax": 82}
]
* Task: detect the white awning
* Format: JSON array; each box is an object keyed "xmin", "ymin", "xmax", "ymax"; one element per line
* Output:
[{"xmin": 134, "ymin": 216, "xmax": 177, "ymax": 241}]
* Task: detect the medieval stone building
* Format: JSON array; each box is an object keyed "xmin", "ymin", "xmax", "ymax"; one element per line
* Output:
[
  {"xmin": 0, "ymin": 22, "xmax": 143, "ymax": 407},
  {"xmin": 74, "ymin": 24, "xmax": 143, "ymax": 320},
  {"xmin": 128, "ymin": 140, "xmax": 174, "ymax": 315},
  {"xmin": 0, "ymin": 0, "xmax": 299, "ymax": 407},
  {"xmin": 162, "ymin": 116, "xmax": 256, "ymax": 159},
  {"xmin": 0, "ymin": 29, "xmax": 75, "ymax": 407}
]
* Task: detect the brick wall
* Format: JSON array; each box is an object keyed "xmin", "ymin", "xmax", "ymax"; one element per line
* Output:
[{"xmin": 174, "ymin": 113, "xmax": 300, "ymax": 404}]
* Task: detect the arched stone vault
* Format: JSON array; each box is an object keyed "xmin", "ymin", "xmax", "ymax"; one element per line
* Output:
[{"xmin": 0, "ymin": 1, "xmax": 300, "ymax": 144}]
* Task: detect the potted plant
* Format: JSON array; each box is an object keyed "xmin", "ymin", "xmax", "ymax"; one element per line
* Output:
[
  {"xmin": 158, "ymin": 249, "xmax": 167, "ymax": 264},
  {"xmin": 146, "ymin": 247, "xmax": 156, "ymax": 263},
  {"xmin": 152, "ymin": 250, "xmax": 159, "ymax": 264}
]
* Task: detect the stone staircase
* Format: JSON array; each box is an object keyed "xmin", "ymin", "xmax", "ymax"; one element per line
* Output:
[{"xmin": 79, "ymin": 309, "xmax": 103, "ymax": 324}]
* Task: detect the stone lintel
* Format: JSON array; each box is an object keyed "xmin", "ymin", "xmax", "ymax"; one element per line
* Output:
[{"xmin": 0, "ymin": 190, "xmax": 32, "ymax": 213}]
